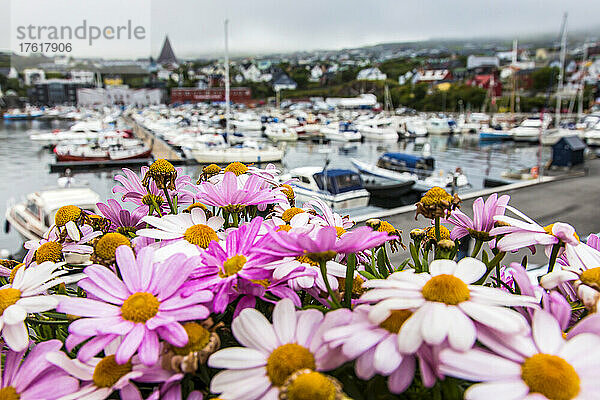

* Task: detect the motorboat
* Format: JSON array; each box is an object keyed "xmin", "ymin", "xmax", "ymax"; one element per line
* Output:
[
  {"xmin": 283, "ymin": 167, "xmax": 370, "ymax": 210},
  {"xmin": 541, "ymin": 128, "xmax": 583, "ymax": 146},
  {"xmin": 352, "ymin": 152, "xmax": 469, "ymax": 192},
  {"xmin": 360, "ymin": 175, "xmax": 415, "ymax": 198},
  {"xmin": 188, "ymin": 139, "xmax": 284, "ymax": 163},
  {"xmin": 426, "ymin": 117, "xmax": 452, "ymax": 135},
  {"xmin": 320, "ymin": 122, "xmax": 362, "ymax": 142},
  {"xmin": 264, "ymin": 123, "xmax": 298, "ymax": 142},
  {"xmin": 458, "ymin": 113, "xmax": 490, "ymax": 134},
  {"xmin": 5, "ymin": 187, "xmax": 100, "ymax": 240},
  {"xmin": 3, "ymin": 108, "xmax": 43, "ymax": 120},
  {"xmin": 355, "ymin": 116, "xmax": 398, "ymax": 141},
  {"xmin": 510, "ymin": 117, "xmax": 550, "ymax": 142},
  {"xmin": 398, "ymin": 117, "xmax": 428, "ymax": 138},
  {"xmin": 54, "ymin": 141, "xmax": 152, "ymax": 162},
  {"xmin": 479, "ymin": 126, "xmax": 512, "ymax": 141}
]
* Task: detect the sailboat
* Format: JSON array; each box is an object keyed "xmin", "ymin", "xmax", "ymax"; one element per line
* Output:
[{"xmin": 189, "ymin": 20, "xmax": 283, "ymax": 164}]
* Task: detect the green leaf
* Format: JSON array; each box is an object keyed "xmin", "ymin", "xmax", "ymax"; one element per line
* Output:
[
  {"xmin": 481, "ymin": 250, "xmax": 489, "ymax": 264},
  {"xmin": 358, "ymin": 270, "xmax": 377, "ymax": 280}
]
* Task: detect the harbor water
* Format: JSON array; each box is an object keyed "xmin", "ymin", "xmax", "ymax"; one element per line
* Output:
[{"xmin": 0, "ymin": 119, "xmax": 551, "ymax": 254}]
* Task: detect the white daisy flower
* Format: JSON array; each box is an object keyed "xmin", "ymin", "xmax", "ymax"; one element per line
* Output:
[
  {"xmin": 207, "ymin": 298, "xmax": 342, "ymax": 400},
  {"xmin": 362, "ymin": 258, "xmax": 539, "ymax": 352},
  {"xmin": 0, "ymin": 261, "xmax": 81, "ymax": 351},
  {"xmin": 137, "ymin": 208, "xmax": 225, "ymax": 262}
]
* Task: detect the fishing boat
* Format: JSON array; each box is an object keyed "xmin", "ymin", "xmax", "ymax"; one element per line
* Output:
[
  {"xmin": 264, "ymin": 123, "xmax": 298, "ymax": 142},
  {"xmin": 283, "ymin": 167, "xmax": 370, "ymax": 210},
  {"xmin": 5, "ymin": 187, "xmax": 100, "ymax": 241},
  {"xmin": 320, "ymin": 122, "xmax": 362, "ymax": 142},
  {"xmin": 54, "ymin": 141, "xmax": 152, "ymax": 162}
]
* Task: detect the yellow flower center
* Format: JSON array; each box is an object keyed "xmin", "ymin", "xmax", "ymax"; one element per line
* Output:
[
  {"xmin": 117, "ymin": 226, "xmax": 137, "ymax": 237},
  {"xmin": 250, "ymin": 278, "xmax": 270, "ymax": 288},
  {"xmin": 422, "ymin": 274, "xmax": 470, "ymax": 305},
  {"xmin": 521, "ymin": 354, "xmax": 580, "ymax": 400},
  {"xmin": 141, "ymin": 193, "xmax": 163, "ymax": 206},
  {"xmin": 9, "ymin": 264, "xmax": 24, "ymax": 284},
  {"xmin": 287, "ymin": 371, "xmax": 336, "ymax": 400},
  {"xmin": 0, "ymin": 386, "xmax": 20, "ymax": 400},
  {"xmin": 0, "ymin": 288, "xmax": 21, "ymax": 316},
  {"xmin": 305, "ymin": 251, "xmax": 337, "ymax": 263},
  {"xmin": 281, "ymin": 207, "xmax": 305, "ymax": 223},
  {"xmin": 580, "ymin": 267, "xmax": 600, "ymax": 288},
  {"xmin": 266, "ymin": 343, "xmax": 316, "ymax": 386},
  {"xmin": 121, "ymin": 292, "xmax": 159, "ymax": 323},
  {"xmin": 335, "ymin": 226, "xmax": 346, "ymax": 237},
  {"xmin": 35, "ymin": 242, "xmax": 63, "ymax": 264},
  {"xmin": 185, "ymin": 202, "xmax": 208, "ymax": 213},
  {"xmin": 204, "ymin": 163, "xmax": 222, "ymax": 174},
  {"xmin": 379, "ymin": 310, "xmax": 413, "ymax": 333},
  {"xmin": 54, "ymin": 205, "xmax": 81, "ymax": 227},
  {"xmin": 183, "ymin": 224, "xmax": 219, "ymax": 248},
  {"xmin": 426, "ymin": 226, "xmax": 451, "ymax": 241},
  {"xmin": 0, "ymin": 260, "xmax": 18, "ymax": 269},
  {"xmin": 410, "ymin": 228, "xmax": 426, "ymax": 240},
  {"xmin": 337, "ymin": 275, "xmax": 366, "ymax": 296},
  {"xmin": 219, "ymin": 255, "xmax": 247, "ymax": 278},
  {"xmin": 92, "ymin": 355, "xmax": 133, "ymax": 388},
  {"xmin": 277, "ymin": 224, "xmax": 292, "ymax": 232},
  {"xmin": 295, "ymin": 255, "xmax": 319, "ymax": 267},
  {"xmin": 149, "ymin": 159, "xmax": 176, "ymax": 176},
  {"xmin": 94, "ymin": 233, "xmax": 131, "ymax": 261},
  {"xmin": 172, "ymin": 322, "xmax": 211, "ymax": 355},
  {"xmin": 420, "ymin": 186, "xmax": 452, "ymax": 206},
  {"xmin": 377, "ymin": 221, "xmax": 396, "ymax": 235},
  {"xmin": 280, "ymin": 184, "xmax": 295, "ymax": 203},
  {"xmin": 224, "ymin": 162, "xmax": 249, "ymax": 176}
]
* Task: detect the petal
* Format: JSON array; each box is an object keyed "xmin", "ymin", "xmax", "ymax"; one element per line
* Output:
[
  {"xmin": 273, "ymin": 298, "xmax": 296, "ymax": 344},
  {"xmin": 429, "ymin": 259, "xmax": 457, "ymax": 276},
  {"xmin": 208, "ymin": 347, "xmax": 267, "ymax": 369},
  {"xmin": 3, "ymin": 323, "xmax": 28, "ymax": 351},
  {"xmin": 465, "ymin": 380, "xmax": 529, "ymax": 400},
  {"xmin": 532, "ymin": 310, "xmax": 564, "ymax": 354},
  {"xmin": 455, "ymin": 258, "xmax": 486, "ymax": 283},
  {"xmin": 115, "ymin": 323, "xmax": 145, "ymax": 364}
]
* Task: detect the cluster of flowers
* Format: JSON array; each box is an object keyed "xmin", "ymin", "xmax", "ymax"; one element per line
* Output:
[{"xmin": 2, "ymin": 159, "xmax": 600, "ymax": 400}]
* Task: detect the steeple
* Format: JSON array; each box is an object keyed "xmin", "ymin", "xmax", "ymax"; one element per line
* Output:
[{"xmin": 157, "ymin": 35, "xmax": 177, "ymax": 65}]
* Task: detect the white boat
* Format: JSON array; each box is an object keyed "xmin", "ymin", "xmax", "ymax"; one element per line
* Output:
[
  {"xmin": 231, "ymin": 119, "xmax": 263, "ymax": 132},
  {"xmin": 5, "ymin": 187, "xmax": 100, "ymax": 241},
  {"xmin": 510, "ymin": 117, "xmax": 551, "ymax": 142},
  {"xmin": 355, "ymin": 119, "xmax": 398, "ymax": 141},
  {"xmin": 283, "ymin": 167, "xmax": 370, "ymax": 210},
  {"xmin": 426, "ymin": 117, "xmax": 452, "ymax": 135},
  {"xmin": 320, "ymin": 122, "xmax": 362, "ymax": 142},
  {"xmin": 398, "ymin": 117, "xmax": 428, "ymax": 138},
  {"xmin": 584, "ymin": 122, "xmax": 600, "ymax": 146},
  {"xmin": 264, "ymin": 123, "xmax": 298, "ymax": 142},
  {"xmin": 541, "ymin": 128, "xmax": 583, "ymax": 146},
  {"xmin": 457, "ymin": 113, "xmax": 490, "ymax": 134},
  {"xmin": 189, "ymin": 140, "xmax": 284, "ymax": 163}
]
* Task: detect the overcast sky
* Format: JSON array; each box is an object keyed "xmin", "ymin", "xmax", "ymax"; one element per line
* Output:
[{"xmin": 1, "ymin": 0, "xmax": 599, "ymax": 59}]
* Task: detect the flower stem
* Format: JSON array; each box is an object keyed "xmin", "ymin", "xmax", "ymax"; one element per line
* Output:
[
  {"xmin": 161, "ymin": 186, "xmax": 176, "ymax": 215},
  {"xmin": 471, "ymin": 239, "xmax": 483, "ymax": 258},
  {"xmin": 548, "ymin": 243, "xmax": 561, "ymax": 272},
  {"xmin": 319, "ymin": 261, "xmax": 341, "ymax": 309},
  {"xmin": 344, "ymin": 254, "xmax": 356, "ymax": 308},
  {"xmin": 232, "ymin": 212, "xmax": 239, "ymax": 228},
  {"xmin": 434, "ymin": 217, "xmax": 441, "ymax": 241}
]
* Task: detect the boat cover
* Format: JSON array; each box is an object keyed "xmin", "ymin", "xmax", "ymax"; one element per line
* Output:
[{"xmin": 313, "ymin": 169, "xmax": 364, "ymax": 194}]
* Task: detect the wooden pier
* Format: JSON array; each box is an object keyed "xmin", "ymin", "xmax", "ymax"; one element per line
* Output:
[{"xmin": 124, "ymin": 116, "xmax": 182, "ymax": 161}]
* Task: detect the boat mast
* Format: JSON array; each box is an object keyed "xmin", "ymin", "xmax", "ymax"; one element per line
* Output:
[
  {"xmin": 510, "ymin": 39, "xmax": 517, "ymax": 114},
  {"xmin": 577, "ymin": 43, "xmax": 588, "ymax": 118},
  {"xmin": 555, "ymin": 13, "xmax": 568, "ymax": 127},
  {"xmin": 224, "ymin": 19, "xmax": 231, "ymax": 135}
]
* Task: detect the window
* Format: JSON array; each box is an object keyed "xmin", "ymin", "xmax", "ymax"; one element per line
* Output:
[{"xmin": 26, "ymin": 201, "xmax": 39, "ymax": 217}]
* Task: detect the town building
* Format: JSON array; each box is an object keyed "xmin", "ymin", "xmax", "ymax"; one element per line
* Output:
[
  {"xmin": 356, "ymin": 67, "xmax": 387, "ymax": 81},
  {"xmin": 170, "ymin": 87, "xmax": 252, "ymax": 103}
]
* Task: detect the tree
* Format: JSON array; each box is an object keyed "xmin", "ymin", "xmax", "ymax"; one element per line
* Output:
[{"xmin": 532, "ymin": 67, "xmax": 559, "ymax": 91}]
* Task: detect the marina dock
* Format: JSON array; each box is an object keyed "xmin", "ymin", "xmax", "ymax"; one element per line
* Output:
[{"xmin": 125, "ymin": 116, "xmax": 183, "ymax": 161}]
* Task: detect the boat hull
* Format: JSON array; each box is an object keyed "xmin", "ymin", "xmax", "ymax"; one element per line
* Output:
[{"xmin": 191, "ymin": 148, "xmax": 284, "ymax": 163}]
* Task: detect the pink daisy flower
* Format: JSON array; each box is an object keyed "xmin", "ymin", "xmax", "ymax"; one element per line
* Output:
[
  {"xmin": 47, "ymin": 339, "xmax": 176, "ymax": 400},
  {"xmin": 194, "ymin": 171, "xmax": 286, "ymax": 213},
  {"xmin": 255, "ymin": 225, "xmax": 392, "ymax": 262},
  {"xmin": 445, "ymin": 193, "xmax": 509, "ymax": 242},
  {"xmin": 361, "ymin": 258, "xmax": 539, "ymax": 352},
  {"xmin": 440, "ymin": 310, "xmax": 600, "ymax": 400},
  {"xmin": 181, "ymin": 218, "xmax": 279, "ymax": 314},
  {"xmin": 113, "ymin": 167, "xmax": 194, "ymax": 214},
  {"xmin": 302, "ymin": 198, "xmax": 355, "ymax": 230},
  {"xmin": 96, "ymin": 199, "xmax": 146, "ymax": 236},
  {"xmin": 207, "ymin": 298, "xmax": 344, "ymax": 400},
  {"xmin": 490, "ymin": 206, "xmax": 580, "ymax": 253},
  {"xmin": 0, "ymin": 339, "xmax": 79, "ymax": 400},
  {"xmin": 323, "ymin": 304, "xmax": 439, "ymax": 394},
  {"xmin": 23, "ymin": 225, "xmax": 101, "ymax": 266},
  {"xmin": 57, "ymin": 246, "xmax": 213, "ymax": 366}
]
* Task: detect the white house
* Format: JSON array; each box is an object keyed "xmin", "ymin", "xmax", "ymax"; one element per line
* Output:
[
  {"xmin": 309, "ymin": 65, "xmax": 323, "ymax": 82},
  {"xmin": 356, "ymin": 67, "xmax": 387, "ymax": 81},
  {"xmin": 69, "ymin": 70, "xmax": 95, "ymax": 84},
  {"xmin": 241, "ymin": 64, "xmax": 262, "ymax": 82}
]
